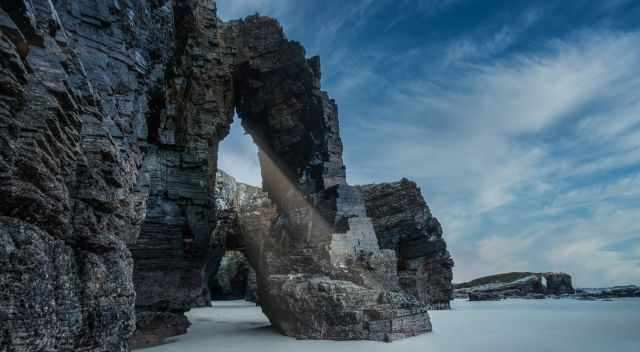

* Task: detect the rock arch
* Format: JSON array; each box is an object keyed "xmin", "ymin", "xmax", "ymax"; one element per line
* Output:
[{"xmin": 130, "ymin": 6, "xmax": 430, "ymax": 344}]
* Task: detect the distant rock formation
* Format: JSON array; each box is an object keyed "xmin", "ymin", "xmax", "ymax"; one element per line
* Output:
[
  {"xmin": 575, "ymin": 285, "xmax": 640, "ymax": 300},
  {"xmin": 543, "ymin": 272, "xmax": 574, "ymax": 295},
  {"xmin": 357, "ymin": 179, "xmax": 454, "ymax": 309},
  {"xmin": 455, "ymin": 273, "xmax": 640, "ymax": 302},
  {"xmin": 454, "ymin": 272, "xmax": 575, "ymax": 300}
]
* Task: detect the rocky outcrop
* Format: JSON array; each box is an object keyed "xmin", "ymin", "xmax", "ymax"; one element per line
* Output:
[
  {"xmin": 1, "ymin": 0, "xmax": 438, "ymax": 349},
  {"xmin": 356, "ymin": 179, "xmax": 454, "ymax": 309},
  {"xmin": 454, "ymin": 272, "xmax": 574, "ymax": 299},
  {"xmin": 543, "ymin": 272, "xmax": 574, "ymax": 295}
]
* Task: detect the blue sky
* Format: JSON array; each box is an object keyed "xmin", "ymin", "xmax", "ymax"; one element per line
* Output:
[{"xmin": 216, "ymin": 0, "xmax": 640, "ymax": 287}]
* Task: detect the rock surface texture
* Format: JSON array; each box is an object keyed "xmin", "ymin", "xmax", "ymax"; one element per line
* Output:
[
  {"xmin": 0, "ymin": 1, "xmax": 441, "ymax": 350},
  {"xmin": 0, "ymin": 1, "xmax": 144, "ymax": 350},
  {"xmin": 357, "ymin": 179, "xmax": 454, "ymax": 309}
]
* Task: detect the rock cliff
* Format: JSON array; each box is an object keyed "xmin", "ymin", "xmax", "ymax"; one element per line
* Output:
[
  {"xmin": 356, "ymin": 179, "xmax": 454, "ymax": 309},
  {"xmin": 0, "ymin": 0, "xmax": 144, "ymax": 350},
  {"xmin": 0, "ymin": 1, "xmax": 445, "ymax": 350}
]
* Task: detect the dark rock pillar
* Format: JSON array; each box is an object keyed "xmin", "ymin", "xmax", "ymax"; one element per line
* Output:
[{"xmin": 356, "ymin": 179, "xmax": 455, "ymax": 309}]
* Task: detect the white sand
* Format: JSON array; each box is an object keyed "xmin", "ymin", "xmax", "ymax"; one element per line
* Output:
[{"xmin": 138, "ymin": 298, "xmax": 640, "ymax": 352}]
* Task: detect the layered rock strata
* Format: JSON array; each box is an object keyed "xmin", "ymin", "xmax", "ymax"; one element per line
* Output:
[
  {"xmin": 357, "ymin": 179, "xmax": 454, "ymax": 309},
  {"xmin": 0, "ymin": 0, "xmax": 439, "ymax": 349},
  {"xmin": 0, "ymin": 1, "xmax": 144, "ymax": 350}
]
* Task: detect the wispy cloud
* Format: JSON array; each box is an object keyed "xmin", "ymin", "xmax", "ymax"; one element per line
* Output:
[
  {"xmin": 345, "ymin": 30, "xmax": 640, "ymax": 205},
  {"xmin": 340, "ymin": 29, "xmax": 640, "ymax": 285}
]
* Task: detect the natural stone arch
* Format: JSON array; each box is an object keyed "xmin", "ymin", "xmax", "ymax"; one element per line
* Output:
[{"xmin": 227, "ymin": 15, "xmax": 433, "ymax": 342}]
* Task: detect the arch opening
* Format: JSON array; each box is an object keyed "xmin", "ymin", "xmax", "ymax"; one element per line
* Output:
[{"xmin": 218, "ymin": 114, "xmax": 262, "ymax": 189}]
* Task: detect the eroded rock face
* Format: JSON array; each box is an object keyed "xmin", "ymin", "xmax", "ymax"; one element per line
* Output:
[
  {"xmin": 210, "ymin": 167, "xmax": 433, "ymax": 340},
  {"xmin": 1, "ymin": 0, "xmax": 438, "ymax": 349},
  {"xmin": 356, "ymin": 179, "xmax": 454, "ymax": 309}
]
